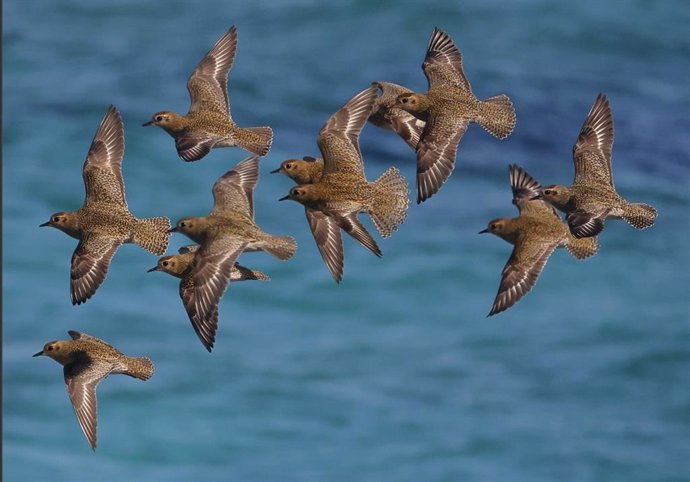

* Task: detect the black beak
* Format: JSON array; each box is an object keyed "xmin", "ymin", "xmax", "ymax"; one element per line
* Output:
[
  {"xmin": 142, "ymin": 121, "xmax": 153, "ymax": 127},
  {"xmin": 278, "ymin": 195, "xmax": 291, "ymax": 201},
  {"xmin": 32, "ymin": 350, "xmax": 43, "ymax": 357},
  {"xmin": 478, "ymin": 229, "xmax": 489, "ymax": 234},
  {"xmin": 168, "ymin": 227, "xmax": 178, "ymax": 233},
  {"xmin": 147, "ymin": 266, "xmax": 160, "ymax": 273},
  {"xmin": 270, "ymin": 167, "xmax": 281, "ymax": 174},
  {"xmin": 39, "ymin": 221, "xmax": 51, "ymax": 227}
]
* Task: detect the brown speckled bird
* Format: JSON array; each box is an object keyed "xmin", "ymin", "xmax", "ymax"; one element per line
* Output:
[
  {"xmin": 540, "ymin": 93, "xmax": 657, "ymax": 237},
  {"xmin": 143, "ymin": 26, "xmax": 272, "ymax": 161},
  {"xmin": 369, "ymin": 81, "xmax": 426, "ymax": 150},
  {"xmin": 270, "ymin": 156, "xmax": 324, "ymax": 185},
  {"xmin": 148, "ymin": 244, "xmax": 269, "ymax": 352},
  {"xmin": 33, "ymin": 330, "xmax": 154, "ymax": 451},
  {"xmin": 481, "ymin": 164, "xmax": 598, "ymax": 316},
  {"xmin": 279, "ymin": 85, "xmax": 410, "ymax": 283},
  {"xmin": 171, "ymin": 156, "xmax": 296, "ymax": 334},
  {"xmin": 392, "ymin": 27, "xmax": 516, "ymax": 203},
  {"xmin": 40, "ymin": 105, "xmax": 170, "ymax": 305}
]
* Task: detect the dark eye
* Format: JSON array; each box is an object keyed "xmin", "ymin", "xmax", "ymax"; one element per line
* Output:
[
  {"xmin": 180, "ymin": 222, "xmax": 186, "ymax": 228},
  {"xmin": 545, "ymin": 190, "xmax": 552, "ymax": 195},
  {"xmin": 47, "ymin": 346, "xmax": 53, "ymax": 351},
  {"xmin": 402, "ymin": 98, "xmax": 408, "ymax": 103},
  {"xmin": 156, "ymin": 115, "xmax": 163, "ymax": 122},
  {"xmin": 491, "ymin": 224, "xmax": 497, "ymax": 230},
  {"xmin": 285, "ymin": 163, "xmax": 293, "ymax": 169},
  {"xmin": 53, "ymin": 216, "xmax": 60, "ymax": 222},
  {"xmin": 162, "ymin": 261, "xmax": 168, "ymax": 267}
]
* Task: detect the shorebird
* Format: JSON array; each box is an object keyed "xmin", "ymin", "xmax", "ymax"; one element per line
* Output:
[
  {"xmin": 148, "ymin": 244, "xmax": 269, "ymax": 351},
  {"xmin": 279, "ymin": 85, "xmax": 410, "ymax": 282},
  {"xmin": 40, "ymin": 105, "xmax": 170, "ymax": 305},
  {"xmin": 143, "ymin": 26, "xmax": 272, "ymax": 161},
  {"xmin": 171, "ymin": 156, "xmax": 296, "ymax": 340},
  {"xmin": 34, "ymin": 330, "xmax": 154, "ymax": 451},
  {"xmin": 270, "ymin": 156, "xmax": 324, "ymax": 185},
  {"xmin": 481, "ymin": 164, "xmax": 598, "ymax": 316},
  {"xmin": 392, "ymin": 27, "xmax": 516, "ymax": 203},
  {"xmin": 368, "ymin": 81, "xmax": 426, "ymax": 150},
  {"xmin": 540, "ymin": 93, "xmax": 657, "ymax": 237}
]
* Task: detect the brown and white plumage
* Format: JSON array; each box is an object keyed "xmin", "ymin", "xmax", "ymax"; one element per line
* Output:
[
  {"xmin": 393, "ymin": 27, "xmax": 516, "ymax": 203},
  {"xmin": 40, "ymin": 105, "xmax": 170, "ymax": 305},
  {"xmin": 34, "ymin": 330, "xmax": 154, "ymax": 451},
  {"xmin": 369, "ymin": 81, "xmax": 426, "ymax": 150},
  {"xmin": 279, "ymin": 85, "xmax": 409, "ymax": 282},
  {"xmin": 144, "ymin": 26, "xmax": 273, "ymax": 161},
  {"xmin": 541, "ymin": 94, "xmax": 657, "ymax": 237},
  {"xmin": 482, "ymin": 165, "xmax": 597, "ymax": 316}
]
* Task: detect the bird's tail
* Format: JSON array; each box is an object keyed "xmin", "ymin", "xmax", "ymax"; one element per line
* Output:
[
  {"xmin": 261, "ymin": 235, "xmax": 297, "ymax": 260},
  {"xmin": 565, "ymin": 233, "xmax": 599, "ymax": 260},
  {"xmin": 134, "ymin": 217, "xmax": 171, "ymax": 255},
  {"xmin": 476, "ymin": 94, "xmax": 516, "ymax": 139},
  {"xmin": 238, "ymin": 126, "xmax": 273, "ymax": 157},
  {"xmin": 370, "ymin": 167, "xmax": 410, "ymax": 238},
  {"xmin": 621, "ymin": 202, "xmax": 657, "ymax": 230},
  {"xmin": 124, "ymin": 356, "xmax": 155, "ymax": 381}
]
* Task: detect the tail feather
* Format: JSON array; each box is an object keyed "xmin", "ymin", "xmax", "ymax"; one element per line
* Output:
[
  {"xmin": 622, "ymin": 202, "xmax": 657, "ymax": 229},
  {"xmin": 238, "ymin": 126, "xmax": 273, "ymax": 157},
  {"xmin": 262, "ymin": 235, "xmax": 297, "ymax": 260},
  {"xmin": 124, "ymin": 356, "xmax": 154, "ymax": 381},
  {"xmin": 476, "ymin": 94, "xmax": 516, "ymax": 139},
  {"xmin": 565, "ymin": 234, "xmax": 599, "ymax": 260},
  {"xmin": 370, "ymin": 167, "xmax": 410, "ymax": 238},
  {"xmin": 134, "ymin": 217, "xmax": 170, "ymax": 255}
]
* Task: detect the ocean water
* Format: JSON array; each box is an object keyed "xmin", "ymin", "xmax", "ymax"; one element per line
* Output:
[{"xmin": 3, "ymin": 0, "xmax": 689, "ymax": 480}]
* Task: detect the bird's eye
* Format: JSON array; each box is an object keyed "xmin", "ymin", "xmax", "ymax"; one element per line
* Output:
[
  {"xmin": 180, "ymin": 222, "xmax": 186, "ymax": 228},
  {"xmin": 402, "ymin": 98, "xmax": 408, "ymax": 103},
  {"xmin": 156, "ymin": 115, "xmax": 163, "ymax": 122},
  {"xmin": 285, "ymin": 163, "xmax": 293, "ymax": 170},
  {"xmin": 491, "ymin": 224, "xmax": 497, "ymax": 230},
  {"xmin": 53, "ymin": 216, "xmax": 60, "ymax": 222},
  {"xmin": 162, "ymin": 261, "xmax": 168, "ymax": 267},
  {"xmin": 47, "ymin": 346, "xmax": 53, "ymax": 351},
  {"xmin": 545, "ymin": 190, "xmax": 552, "ymax": 195}
]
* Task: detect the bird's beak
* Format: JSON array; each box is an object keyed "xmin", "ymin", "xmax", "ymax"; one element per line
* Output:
[
  {"xmin": 147, "ymin": 266, "xmax": 160, "ymax": 273},
  {"xmin": 39, "ymin": 221, "xmax": 51, "ymax": 227},
  {"xmin": 168, "ymin": 227, "xmax": 178, "ymax": 233},
  {"xmin": 32, "ymin": 350, "xmax": 44, "ymax": 357},
  {"xmin": 270, "ymin": 167, "xmax": 281, "ymax": 174},
  {"xmin": 142, "ymin": 120, "xmax": 153, "ymax": 127},
  {"xmin": 478, "ymin": 229, "xmax": 489, "ymax": 234},
  {"xmin": 278, "ymin": 194, "xmax": 291, "ymax": 201}
]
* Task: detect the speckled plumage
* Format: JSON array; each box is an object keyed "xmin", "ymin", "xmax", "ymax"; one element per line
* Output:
[
  {"xmin": 393, "ymin": 27, "xmax": 516, "ymax": 203},
  {"xmin": 481, "ymin": 165, "xmax": 598, "ymax": 316},
  {"xmin": 369, "ymin": 81, "xmax": 425, "ymax": 150},
  {"xmin": 279, "ymin": 85, "xmax": 410, "ymax": 283},
  {"xmin": 149, "ymin": 244, "xmax": 269, "ymax": 352},
  {"xmin": 271, "ymin": 156, "xmax": 324, "ymax": 185},
  {"xmin": 171, "ymin": 156, "xmax": 296, "ymax": 341},
  {"xmin": 33, "ymin": 330, "xmax": 154, "ymax": 451},
  {"xmin": 40, "ymin": 105, "xmax": 170, "ymax": 305},
  {"xmin": 541, "ymin": 94, "xmax": 657, "ymax": 237},
  {"xmin": 143, "ymin": 26, "xmax": 273, "ymax": 161}
]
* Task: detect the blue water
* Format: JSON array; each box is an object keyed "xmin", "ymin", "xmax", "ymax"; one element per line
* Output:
[{"xmin": 4, "ymin": 1, "xmax": 689, "ymax": 480}]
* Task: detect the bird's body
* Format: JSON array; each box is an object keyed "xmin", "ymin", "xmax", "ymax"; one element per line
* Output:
[
  {"xmin": 144, "ymin": 26, "xmax": 272, "ymax": 161},
  {"xmin": 280, "ymin": 85, "xmax": 410, "ymax": 282},
  {"xmin": 40, "ymin": 105, "xmax": 170, "ymax": 305},
  {"xmin": 393, "ymin": 27, "xmax": 516, "ymax": 203},
  {"xmin": 482, "ymin": 165, "xmax": 598, "ymax": 316},
  {"xmin": 541, "ymin": 94, "xmax": 657, "ymax": 237},
  {"xmin": 34, "ymin": 330, "xmax": 154, "ymax": 450},
  {"xmin": 369, "ymin": 81, "xmax": 425, "ymax": 150},
  {"xmin": 170, "ymin": 156, "xmax": 296, "ymax": 350}
]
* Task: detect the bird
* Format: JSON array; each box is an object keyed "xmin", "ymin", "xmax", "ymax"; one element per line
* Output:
[
  {"xmin": 270, "ymin": 156, "xmax": 324, "ymax": 185},
  {"xmin": 33, "ymin": 330, "xmax": 154, "ymax": 451},
  {"xmin": 40, "ymin": 105, "xmax": 170, "ymax": 305},
  {"xmin": 143, "ymin": 26, "xmax": 273, "ymax": 161},
  {"xmin": 170, "ymin": 156, "xmax": 296, "ymax": 337},
  {"xmin": 148, "ymin": 244, "xmax": 269, "ymax": 351},
  {"xmin": 539, "ymin": 93, "xmax": 657, "ymax": 237},
  {"xmin": 392, "ymin": 27, "xmax": 516, "ymax": 203},
  {"xmin": 279, "ymin": 85, "xmax": 410, "ymax": 283},
  {"xmin": 480, "ymin": 164, "xmax": 598, "ymax": 316},
  {"xmin": 368, "ymin": 81, "xmax": 426, "ymax": 150}
]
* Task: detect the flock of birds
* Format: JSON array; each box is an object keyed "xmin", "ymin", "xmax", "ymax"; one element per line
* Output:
[{"xmin": 33, "ymin": 26, "xmax": 657, "ymax": 450}]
